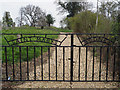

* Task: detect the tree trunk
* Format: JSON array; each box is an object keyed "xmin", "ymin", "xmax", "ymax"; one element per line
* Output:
[
  {"xmin": 31, "ymin": 23, "xmax": 35, "ymax": 27},
  {"xmin": 41, "ymin": 26, "xmax": 44, "ymax": 29},
  {"xmin": 48, "ymin": 23, "xmax": 50, "ymax": 27}
]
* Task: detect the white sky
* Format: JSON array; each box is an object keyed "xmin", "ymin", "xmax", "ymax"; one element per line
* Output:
[{"xmin": 0, "ymin": 0, "xmax": 98, "ymax": 27}]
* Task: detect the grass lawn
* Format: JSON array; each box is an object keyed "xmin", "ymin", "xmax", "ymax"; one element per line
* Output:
[
  {"xmin": 2, "ymin": 26, "xmax": 63, "ymax": 64},
  {"xmin": 49, "ymin": 26, "xmax": 73, "ymax": 32}
]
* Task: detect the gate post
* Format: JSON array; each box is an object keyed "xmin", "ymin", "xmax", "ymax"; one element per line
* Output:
[{"xmin": 71, "ymin": 34, "xmax": 74, "ymax": 81}]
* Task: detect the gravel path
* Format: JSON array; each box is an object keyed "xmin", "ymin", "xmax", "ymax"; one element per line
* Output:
[{"xmin": 14, "ymin": 33, "xmax": 119, "ymax": 88}]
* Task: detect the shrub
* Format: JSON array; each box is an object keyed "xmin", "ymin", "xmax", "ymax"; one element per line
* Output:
[{"xmin": 67, "ymin": 10, "xmax": 112, "ymax": 33}]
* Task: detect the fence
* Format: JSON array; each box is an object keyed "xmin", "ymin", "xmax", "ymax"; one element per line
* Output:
[{"xmin": 1, "ymin": 33, "xmax": 120, "ymax": 82}]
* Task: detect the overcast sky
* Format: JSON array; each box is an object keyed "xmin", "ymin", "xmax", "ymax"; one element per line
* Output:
[{"xmin": 0, "ymin": 0, "xmax": 98, "ymax": 27}]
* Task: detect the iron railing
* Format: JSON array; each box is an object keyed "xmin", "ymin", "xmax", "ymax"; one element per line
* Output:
[{"xmin": 1, "ymin": 33, "xmax": 120, "ymax": 82}]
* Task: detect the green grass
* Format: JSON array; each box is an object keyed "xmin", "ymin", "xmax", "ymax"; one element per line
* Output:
[
  {"xmin": 57, "ymin": 28, "xmax": 73, "ymax": 32},
  {"xmin": 2, "ymin": 27, "xmax": 60, "ymax": 64},
  {"xmin": 48, "ymin": 26, "xmax": 73, "ymax": 32}
]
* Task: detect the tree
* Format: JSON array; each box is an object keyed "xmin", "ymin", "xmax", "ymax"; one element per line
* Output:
[
  {"xmin": 60, "ymin": 17, "xmax": 71, "ymax": 29},
  {"xmin": 99, "ymin": 2, "xmax": 106, "ymax": 17},
  {"xmin": 2, "ymin": 11, "xmax": 14, "ymax": 27},
  {"xmin": 16, "ymin": 8, "xmax": 25, "ymax": 27},
  {"xmin": 46, "ymin": 14, "xmax": 55, "ymax": 27},
  {"xmin": 16, "ymin": 11, "xmax": 29, "ymax": 27},
  {"xmin": 99, "ymin": 1, "xmax": 118, "ymax": 19},
  {"xmin": 19, "ymin": 5, "xmax": 46, "ymax": 27},
  {"xmin": 57, "ymin": 1, "xmax": 92, "ymax": 17}
]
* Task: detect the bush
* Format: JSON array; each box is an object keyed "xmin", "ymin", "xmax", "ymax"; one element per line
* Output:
[
  {"xmin": 67, "ymin": 10, "xmax": 112, "ymax": 33},
  {"xmin": 111, "ymin": 15, "xmax": 120, "ymax": 58}
]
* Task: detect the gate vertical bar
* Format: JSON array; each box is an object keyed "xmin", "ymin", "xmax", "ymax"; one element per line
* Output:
[
  {"xmin": 78, "ymin": 47, "xmax": 81, "ymax": 81},
  {"xmin": 63, "ymin": 47, "xmax": 65, "ymax": 81},
  {"xmin": 71, "ymin": 34, "xmax": 74, "ymax": 81},
  {"xmin": 113, "ymin": 47, "xmax": 116, "ymax": 81},
  {"xmin": 27, "ymin": 46, "xmax": 29, "ymax": 80},
  {"xmin": 85, "ymin": 47, "xmax": 88, "ymax": 81},
  {"xmin": 99, "ymin": 47, "xmax": 102, "ymax": 81},
  {"xmin": 19, "ymin": 47, "xmax": 22, "ymax": 80},
  {"xmin": 34, "ymin": 46, "xmax": 36, "ymax": 80},
  {"xmin": 92, "ymin": 47, "xmax": 95, "ymax": 81},
  {"xmin": 119, "ymin": 47, "xmax": 120, "ymax": 81},
  {"xmin": 12, "ymin": 47, "xmax": 15, "ymax": 80},
  {"xmin": 106, "ymin": 47, "xmax": 109, "ymax": 81},
  {"xmin": 41, "ymin": 46, "xmax": 43, "ymax": 80},
  {"xmin": 48, "ymin": 47, "xmax": 50, "ymax": 81},
  {"xmin": 5, "ymin": 47, "xmax": 8, "ymax": 80},
  {"xmin": 55, "ymin": 46, "xmax": 57, "ymax": 81}
]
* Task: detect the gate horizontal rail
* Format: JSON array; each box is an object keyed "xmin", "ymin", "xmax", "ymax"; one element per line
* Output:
[
  {"xmin": 1, "ymin": 46, "xmax": 120, "ymax": 47},
  {"xmin": 2, "ymin": 80, "xmax": 120, "ymax": 82},
  {"xmin": 2, "ymin": 33, "xmax": 120, "ymax": 35}
]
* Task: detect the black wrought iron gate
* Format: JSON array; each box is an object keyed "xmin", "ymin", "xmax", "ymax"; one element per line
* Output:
[{"xmin": 1, "ymin": 33, "xmax": 120, "ymax": 82}]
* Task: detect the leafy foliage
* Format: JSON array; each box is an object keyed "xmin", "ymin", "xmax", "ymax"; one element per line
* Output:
[
  {"xmin": 2, "ymin": 12, "xmax": 14, "ymax": 28},
  {"xmin": 111, "ymin": 14, "xmax": 120, "ymax": 43},
  {"xmin": 46, "ymin": 14, "xmax": 55, "ymax": 26},
  {"xmin": 99, "ymin": 1, "xmax": 119, "ymax": 19},
  {"xmin": 67, "ymin": 11, "xmax": 112, "ymax": 33},
  {"xmin": 57, "ymin": 2, "xmax": 92, "ymax": 17}
]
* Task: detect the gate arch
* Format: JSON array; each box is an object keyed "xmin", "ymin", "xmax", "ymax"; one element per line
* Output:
[
  {"xmin": 3, "ymin": 34, "xmax": 68, "ymax": 46},
  {"xmin": 77, "ymin": 35, "xmax": 115, "ymax": 46}
]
